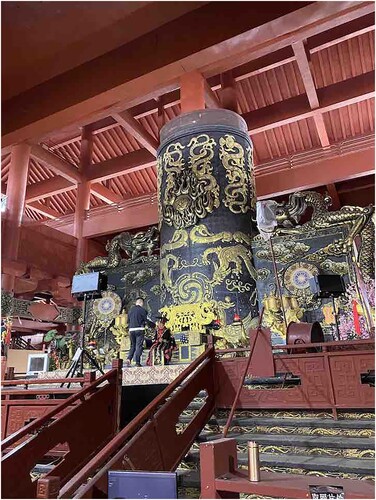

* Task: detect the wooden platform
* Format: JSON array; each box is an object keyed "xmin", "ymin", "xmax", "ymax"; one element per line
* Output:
[{"xmin": 36, "ymin": 363, "xmax": 190, "ymax": 386}]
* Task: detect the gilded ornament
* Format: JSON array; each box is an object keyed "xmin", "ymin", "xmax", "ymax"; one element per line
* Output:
[
  {"xmin": 172, "ymin": 272, "xmax": 213, "ymax": 304},
  {"xmin": 255, "ymin": 240, "xmax": 310, "ymax": 264},
  {"xmin": 283, "ymin": 262, "xmax": 318, "ymax": 295},
  {"xmin": 93, "ymin": 291, "xmax": 122, "ymax": 326},
  {"xmin": 161, "ymin": 229, "xmax": 189, "ymax": 253},
  {"xmin": 160, "ymin": 254, "xmax": 180, "ymax": 290},
  {"xmin": 246, "ymin": 145, "xmax": 256, "ymax": 210},
  {"xmin": 77, "ymin": 226, "xmax": 159, "ymax": 273},
  {"xmin": 275, "ymin": 190, "xmax": 374, "ymax": 278},
  {"xmin": 233, "ymin": 231, "xmax": 252, "ymax": 246},
  {"xmin": 110, "ymin": 312, "xmax": 128, "ymax": 346},
  {"xmin": 257, "ymin": 268, "xmax": 271, "ymax": 281},
  {"xmin": 219, "ymin": 134, "xmax": 250, "ymax": 214},
  {"xmin": 156, "ymin": 156, "xmax": 164, "ymax": 228},
  {"xmin": 320, "ymin": 259, "xmax": 348, "ymax": 275},
  {"xmin": 189, "ymin": 224, "xmax": 232, "ymax": 245},
  {"xmin": 162, "ymin": 135, "xmax": 219, "ymax": 228},
  {"xmin": 160, "ymin": 301, "xmax": 217, "ymax": 333},
  {"xmin": 202, "ymin": 244, "xmax": 257, "ymax": 285}
]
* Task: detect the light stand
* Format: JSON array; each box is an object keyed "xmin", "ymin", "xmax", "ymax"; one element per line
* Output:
[
  {"xmin": 62, "ymin": 292, "xmax": 104, "ymax": 387},
  {"xmin": 61, "ymin": 272, "xmax": 107, "ymax": 387}
]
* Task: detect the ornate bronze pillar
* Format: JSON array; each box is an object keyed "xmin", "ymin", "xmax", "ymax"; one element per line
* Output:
[{"xmin": 158, "ymin": 109, "xmax": 258, "ymax": 329}]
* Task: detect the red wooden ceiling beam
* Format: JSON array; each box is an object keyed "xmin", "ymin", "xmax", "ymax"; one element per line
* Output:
[
  {"xmin": 86, "ymin": 148, "xmax": 155, "ymax": 183},
  {"xmin": 23, "ymin": 70, "xmax": 374, "ymax": 205},
  {"xmin": 180, "ymin": 71, "xmax": 206, "ymax": 112},
  {"xmin": 11, "ymin": 318, "xmax": 60, "ymax": 331},
  {"xmin": 292, "ymin": 41, "xmax": 330, "ymax": 147},
  {"xmin": 204, "ymin": 79, "xmax": 221, "ymax": 109},
  {"xmin": 1, "ymin": 259, "xmax": 28, "ymax": 278},
  {"xmin": 26, "ymin": 201, "xmax": 62, "ymax": 220},
  {"xmin": 245, "ymin": 71, "xmax": 374, "ymax": 135},
  {"xmin": 307, "ymin": 12, "xmax": 375, "ymax": 54},
  {"xmin": 30, "ymin": 144, "xmax": 82, "ymax": 184},
  {"xmin": 111, "ymin": 110, "xmax": 159, "ymax": 156},
  {"xmin": 25, "ymin": 176, "xmax": 75, "ymax": 203},
  {"xmin": 90, "ymin": 183, "xmax": 125, "ymax": 204},
  {"xmin": 256, "ymin": 147, "xmax": 375, "ymax": 198},
  {"xmin": 4, "ymin": 2, "xmax": 373, "ymax": 147}
]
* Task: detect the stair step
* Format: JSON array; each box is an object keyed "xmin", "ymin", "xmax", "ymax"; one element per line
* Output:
[
  {"xmin": 197, "ymin": 432, "xmax": 375, "ymax": 451},
  {"xmin": 187, "ymin": 450, "xmax": 375, "ymax": 475},
  {"xmin": 215, "ymin": 409, "xmax": 375, "ymax": 420},
  {"xmin": 180, "ymin": 415, "xmax": 375, "ymax": 432}
]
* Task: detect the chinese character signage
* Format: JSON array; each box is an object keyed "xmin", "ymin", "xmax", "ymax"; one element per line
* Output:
[{"xmin": 309, "ymin": 485, "xmax": 344, "ymax": 499}]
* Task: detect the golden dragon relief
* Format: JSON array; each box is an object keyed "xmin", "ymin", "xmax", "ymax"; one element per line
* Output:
[
  {"xmin": 161, "ymin": 224, "xmax": 252, "ymax": 254},
  {"xmin": 161, "ymin": 134, "xmax": 220, "ymax": 228},
  {"xmin": 219, "ymin": 134, "xmax": 250, "ymax": 214},
  {"xmin": 202, "ymin": 244, "xmax": 257, "ymax": 286}
]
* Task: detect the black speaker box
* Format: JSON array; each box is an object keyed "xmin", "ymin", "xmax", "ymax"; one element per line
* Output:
[{"xmin": 309, "ymin": 274, "xmax": 345, "ymax": 298}]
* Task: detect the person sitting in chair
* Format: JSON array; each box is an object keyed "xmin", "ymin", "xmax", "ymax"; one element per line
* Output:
[{"xmin": 147, "ymin": 316, "xmax": 176, "ymax": 366}]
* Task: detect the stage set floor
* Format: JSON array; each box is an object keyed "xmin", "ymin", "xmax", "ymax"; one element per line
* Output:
[{"xmin": 36, "ymin": 363, "xmax": 190, "ymax": 386}]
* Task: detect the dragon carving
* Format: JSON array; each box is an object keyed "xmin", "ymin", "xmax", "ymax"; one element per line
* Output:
[
  {"xmin": 77, "ymin": 238, "xmax": 122, "ymax": 274},
  {"xmin": 202, "ymin": 244, "xmax": 257, "ymax": 285},
  {"xmin": 275, "ymin": 191, "xmax": 374, "ymax": 278},
  {"xmin": 77, "ymin": 226, "xmax": 159, "ymax": 274}
]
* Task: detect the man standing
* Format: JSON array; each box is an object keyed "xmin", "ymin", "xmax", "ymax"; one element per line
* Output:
[{"xmin": 126, "ymin": 298, "xmax": 154, "ymax": 367}]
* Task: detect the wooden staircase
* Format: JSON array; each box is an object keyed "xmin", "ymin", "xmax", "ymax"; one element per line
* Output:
[{"xmin": 177, "ymin": 403, "xmax": 375, "ymax": 498}]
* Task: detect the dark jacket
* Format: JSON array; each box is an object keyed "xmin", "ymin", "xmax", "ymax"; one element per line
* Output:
[{"xmin": 128, "ymin": 305, "xmax": 154, "ymax": 329}]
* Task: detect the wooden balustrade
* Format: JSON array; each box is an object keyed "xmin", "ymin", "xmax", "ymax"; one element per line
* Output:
[
  {"xmin": 200, "ymin": 438, "xmax": 375, "ymax": 499},
  {"xmin": 214, "ymin": 339, "xmax": 375, "ymax": 418},
  {"xmin": 60, "ymin": 347, "xmax": 216, "ymax": 498},
  {"xmin": 1, "ymin": 360, "xmax": 122, "ymax": 499}
]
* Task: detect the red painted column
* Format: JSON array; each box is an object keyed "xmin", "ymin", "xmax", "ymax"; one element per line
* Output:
[
  {"xmin": 180, "ymin": 71, "xmax": 206, "ymax": 113},
  {"xmin": 220, "ymin": 71, "xmax": 238, "ymax": 112},
  {"xmin": 74, "ymin": 127, "xmax": 92, "ymax": 269},
  {"xmin": 2, "ymin": 143, "xmax": 31, "ymax": 292}
]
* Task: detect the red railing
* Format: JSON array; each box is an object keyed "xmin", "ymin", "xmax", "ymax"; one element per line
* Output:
[
  {"xmin": 215, "ymin": 339, "xmax": 375, "ymax": 418},
  {"xmin": 1, "ymin": 374, "xmax": 90, "ymax": 441},
  {"xmin": 200, "ymin": 438, "xmax": 375, "ymax": 499},
  {"xmin": 59, "ymin": 347, "xmax": 216, "ymax": 499},
  {"xmin": 1, "ymin": 360, "xmax": 122, "ymax": 499}
]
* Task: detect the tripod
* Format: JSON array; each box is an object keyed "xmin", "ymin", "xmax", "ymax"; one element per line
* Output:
[{"xmin": 62, "ymin": 293, "xmax": 103, "ymax": 387}]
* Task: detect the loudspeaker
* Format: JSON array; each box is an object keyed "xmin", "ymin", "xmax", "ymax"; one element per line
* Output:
[
  {"xmin": 309, "ymin": 274, "xmax": 345, "ymax": 298},
  {"xmin": 71, "ymin": 272, "xmax": 107, "ymax": 297}
]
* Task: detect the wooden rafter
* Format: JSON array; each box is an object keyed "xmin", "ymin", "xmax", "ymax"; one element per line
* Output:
[
  {"xmin": 26, "ymin": 201, "xmax": 62, "ymax": 220},
  {"xmin": 86, "ymin": 149, "xmax": 155, "ymax": 183},
  {"xmin": 23, "ymin": 69, "xmax": 374, "ymax": 204},
  {"xmin": 90, "ymin": 183, "xmax": 125, "ymax": 204},
  {"xmin": 7, "ymin": 8, "xmax": 373, "ymax": 152},
  {"xmin": 5, "ymin": 1, "xmax": 373, "ymax": 148},
  {"xmin": 292, "ymin": 41, "xmax": 330, "ymax": 147},
  {"xmin": 25, "ymin": 177, "xmax": 75, "ymax": 203},
  {"xmin": 112, "ymin": 111, "xmax": 159, "ymax": 156},
  {"xmin": 256, "ymin": 147, "xmax": 375, "ymax": 199},
  {"xmin": 30, "ymin": 144, "xmax": 82, "ymax": 183},
  {"xmin": 307, "ymin": 12, "xmax": 375, "ymax": 54},
  {"xmin": 245, "ymin": 72, "xmax": 374, "ymax": 135},
  {"xmin": 203, "ymin": 79, "xmax": 220, "ymax": 109}
]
